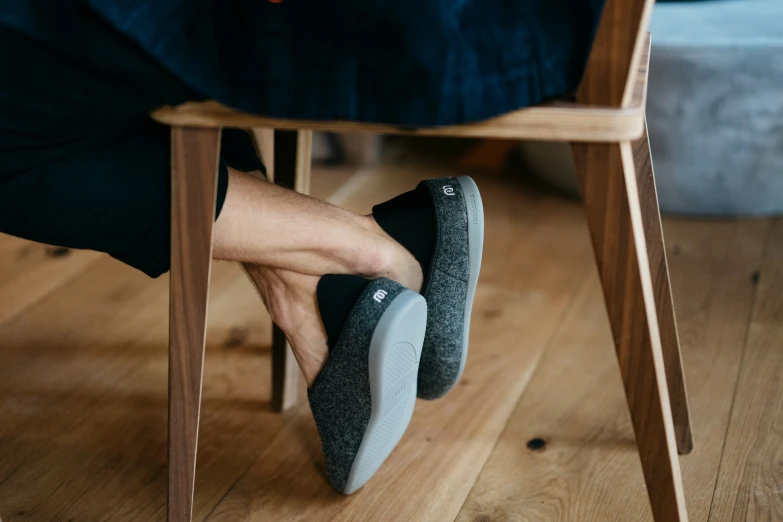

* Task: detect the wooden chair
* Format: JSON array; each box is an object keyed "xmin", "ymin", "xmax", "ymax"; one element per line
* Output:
[{"xmin": 152, "ymin": 0, "xmax": 694, "ymax": 520}]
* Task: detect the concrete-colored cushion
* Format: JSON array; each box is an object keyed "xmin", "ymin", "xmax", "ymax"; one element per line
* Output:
[{"xmin": 521, "ymin": 0, "xmax": 783, "ymax": 217}]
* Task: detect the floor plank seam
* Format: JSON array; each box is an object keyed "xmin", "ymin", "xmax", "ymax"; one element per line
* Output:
[
  {"xmin": 453, "ymin": 273, "xmax": 592, "ymax": 521},
  {"xmin": 323, "ymin": 167, "xmax": 371, "ymax": 206},
  {"xmin": 200, "ymin": 408, "xmax": 302, "ymax": 522},
  {"xmin": 0, "ymin": 254, "xmax": 103, "ymax": 329},
  {"xmin": 200, "ymin": 456, "xmax": 258, "ymax": 522},
  {"xmin": 705, "ymin": 220, "xmax": 773, "ymax": 522},
  {"xmin": 0, "ymin": 462, "xmax": 25, "ymax": 488}
]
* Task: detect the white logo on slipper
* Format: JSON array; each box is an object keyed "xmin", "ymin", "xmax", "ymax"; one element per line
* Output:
[
  {"xmin": 443, "ymin": 185, "xmax": 455, "ymax": 196},
  {"xmin": 373, "ymin": 290, "xmax": 388, "ymax": 303}
]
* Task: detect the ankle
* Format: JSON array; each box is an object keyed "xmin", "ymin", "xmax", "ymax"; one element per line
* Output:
[
  {"xmin": 358, "ymin": 215, "xmax": 423, "ymax": 292},
  {"xmin": 243, "ymin": 264, "xmax": 329, "ymax": 387},
  {"xmin": 289, "ymin": 333, "xmax": 329, "ymax": 387},
  {"xmin": 352, "ymin": 215, "xmax": 394, "ymax": 275}
]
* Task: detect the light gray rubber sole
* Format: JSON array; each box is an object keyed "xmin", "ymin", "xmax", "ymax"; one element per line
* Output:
[
  {"xmin": 342, "ymin": 289, "xmax": 427, "ymax": 494},
  {"xmin": 453, "ymin": 175, "xmax": 485, "ymax": 385}
]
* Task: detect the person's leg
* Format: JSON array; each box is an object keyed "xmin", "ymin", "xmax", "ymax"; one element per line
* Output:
[
  {"xmin": 213, "ymin": 169, "xmax": 422, "ymax": 288},
  {"xmin": 213, "ymin": 170, "xmax": 422, "ymax": 385},
  {"xmin": 243, "ymin": 265, "xmax": 327, "ymax": 385},
  {"xmin": 0, "ymin": 121, "xmax": 182, "ymax": 278},
  {"xmin": 0, "ymin": 125, "xmax": 420, "ymax": 386}
]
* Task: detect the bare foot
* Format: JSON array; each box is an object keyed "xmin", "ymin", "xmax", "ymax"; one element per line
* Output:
[{"xmin": 243, "ymin": 263, "xmax": 328, "ymax": 387}]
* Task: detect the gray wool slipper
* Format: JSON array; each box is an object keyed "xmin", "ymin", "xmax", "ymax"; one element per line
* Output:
[
  {"xmin": 309, "ymin": 275, "xmax": 426, "ymax": 494},
  {"xmin": 372, "ymin": 176, "xmax": 484, "ymax": 400}
]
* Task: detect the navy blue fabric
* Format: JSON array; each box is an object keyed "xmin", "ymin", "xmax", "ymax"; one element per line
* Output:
[
  {"xmin": 0, "ymin": 0, "xmax": 604, "ymax": 276},
  {"xmin": 1, "ymin": 0, "xmax": 605, "ymax": 171},
  {"xmin": 90, "ymin": 0, "xmax": 605, "ymax": 126},
  {"xmin": 0, "ymin": 119, "xmax": 253, "ymax": 277}
]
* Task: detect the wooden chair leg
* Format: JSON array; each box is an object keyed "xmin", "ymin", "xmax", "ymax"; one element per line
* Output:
[
  {"xmin": 571, "ymin": 140, "xmax": 688, "ymax": 522},
  {"xmin": 168, "ymin": 126, "xmax": 222, "ymax": 522},
  {"xmin": 269, "ymin": 129, "xmax": 313, "ymax": 412},
  {"xmin": 633, "ymin": 118, "xmax": 694, "ymax": 454}
]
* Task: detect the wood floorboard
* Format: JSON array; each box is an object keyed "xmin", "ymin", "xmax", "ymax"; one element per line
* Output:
[
  {"xmin": 0, "ymin": 234, "xmax": 102, "ymax": 326},
  {"xmin": 0, "ymin": 166, "xmax": 355, "ymax": 522},
  {"xmin": 670, "ymin": 219, "xmax": 770, "ymax": 522},
  {"xmin": 1, "ymin": 157, "xmax": 781, "ymax": 521},
  {"xmin": 456, "ymin": 218, "xmax": 770, "ymax": 522},
  {"xmin": 308, "ymin": 164, "xmax": 358, "ymax": 202},
  {"xmin": 0, "ymin": 259, "xmax": 282, "ymax": 522},
  {"xmin": 709, "ymin": 218, "xmax": 783, "ymax": 522}
]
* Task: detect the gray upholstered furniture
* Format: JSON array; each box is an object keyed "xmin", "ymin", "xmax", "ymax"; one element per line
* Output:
[{"xmin": 523, "ymin": 0, "xmax": 783, "ymax": 216}]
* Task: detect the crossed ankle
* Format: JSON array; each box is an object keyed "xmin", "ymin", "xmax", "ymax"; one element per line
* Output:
[
  {"xmin": 290, "ymin": 337, "xmax": 329, "ymax": 387},
  {"xmin": 353, "ymin": 215, "xmax": 422, "ymax": 292}
]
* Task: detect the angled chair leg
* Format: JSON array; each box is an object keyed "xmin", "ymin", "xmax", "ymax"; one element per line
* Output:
[
  {"xmin": 168, "ymin": 126, "xmax": 222, "ymax": 522},
  {"xmin": 632, "ymin": 118, "xmax": 694, "ymax": 454},
  {"xmin": 270, "ymin": 129, "xmax": 313, "ymax": 412},
  {"xmin": 571, "ymin": 140, "xmax": 688, "ymax": 522}
]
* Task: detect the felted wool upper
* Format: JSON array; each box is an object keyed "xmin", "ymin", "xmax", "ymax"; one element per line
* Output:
[
  {"xmin": 308, "ymin": 276, "xmax": 406, "ymax": 492},
  {"xmin": 373, "ymin": 177, "xmax": 470, "ymax": 399}
]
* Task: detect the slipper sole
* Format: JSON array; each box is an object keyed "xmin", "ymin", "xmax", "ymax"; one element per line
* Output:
[
  {"xmin": 343, "ymin": 289, "xmax": 427, "ymax": 494},
  {"xmin": 452, "ymin": 175, "xmax": 485, "ymax": 386}
]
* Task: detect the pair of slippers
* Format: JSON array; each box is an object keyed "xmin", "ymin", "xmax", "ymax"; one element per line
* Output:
[{"xmin": 308, "ymin": 176, "xmax": 484, "ymax": 493}]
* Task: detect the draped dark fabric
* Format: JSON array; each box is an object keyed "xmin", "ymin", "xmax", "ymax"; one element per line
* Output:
[{"xmin": 0, "ymin": 0, "xmax": 605, "ymax": 176}]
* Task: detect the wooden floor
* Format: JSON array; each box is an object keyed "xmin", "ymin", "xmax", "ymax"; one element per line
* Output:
[{"xmin": 0, "ymin": 151, "xmax": 781, "ymax": 522}]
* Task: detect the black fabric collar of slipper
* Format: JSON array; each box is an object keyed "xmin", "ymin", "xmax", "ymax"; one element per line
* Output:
[
  {"xmin": 317, "ymin": 274, "xmax": 373, "ymax": 352},
  {"xmin": 371, "ymin": 182, "xmax": 438, "ymax": 296}
]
